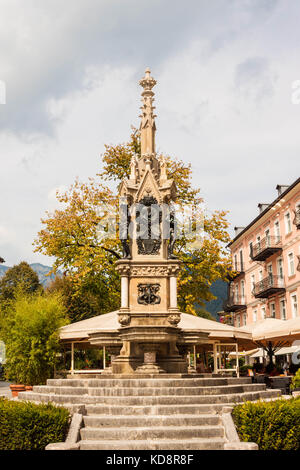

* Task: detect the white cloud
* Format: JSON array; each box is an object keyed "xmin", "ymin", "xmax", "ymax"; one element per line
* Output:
[{"xmin": 0, "ymin": 0, "xmax": 299, "ymax": 266}]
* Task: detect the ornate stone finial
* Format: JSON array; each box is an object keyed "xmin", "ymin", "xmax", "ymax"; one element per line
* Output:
[{"xmin": 139, "ymin": 68, "xmax": 157, "ymax": 156}]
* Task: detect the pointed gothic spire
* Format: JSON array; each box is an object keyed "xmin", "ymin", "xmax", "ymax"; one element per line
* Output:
[{"xmin": 139, "ymin": 68, "xmax": 157, "ymax": 156}]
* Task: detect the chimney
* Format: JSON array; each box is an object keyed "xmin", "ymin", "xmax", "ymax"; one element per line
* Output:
[
  {"xmin": 258, "ymin": 203, "xmax": 269, "ymax": 214},
  {"xmin": 234, "ymin": 226, "xmax": 245, "ymax": 237},
  {"xmin": 276, "ymin": 184, "xmax": 289, "ymax": 196}
]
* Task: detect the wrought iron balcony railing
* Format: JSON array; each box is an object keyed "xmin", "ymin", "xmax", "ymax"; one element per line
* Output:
[
  {"xmin": 250, "ymin": 236, "xmax": 282, "ymax": 261},
  {"xmin": 226, "ymin": 262, "xmax": 245, "ymax": 281},
  {"xmin": 253, "ymin": 274, "xmax": 285, "ymax": 298},
  {"xmin": 223, "ymin": 295, "xmax": 247, "ymax": 312},
  {"xmin": 293, "ymin": 209, "xmax": 300, "ymax": 230}
]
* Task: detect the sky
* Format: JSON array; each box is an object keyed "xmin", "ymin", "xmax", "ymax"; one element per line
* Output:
[{"xmin": 0, "ymin": 0, "xmax": 300, "ymax": 266}]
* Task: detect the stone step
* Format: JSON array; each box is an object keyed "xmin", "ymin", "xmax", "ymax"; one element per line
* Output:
[
  {"xmin": 33, "ymin": 383, "xmax": 266, "ymax": 397},
  {"xmin": 80, "ymin": 425, "xmax": 224, "ymax": 441},
  {"xmin": 85, "ymin": 403, "xmax": 224, "ymax": 415},
  {"xmin": 18, "ymin": 389, "xmax": 280, "ymax": 406},
  {"xmin": 79, "ymin": 438, "xmax": 226, "ymax": 450},
  {"xmin": 83, "ymin": 413, "xmax": 221, "ymax": 427},
  {"xmin": 47, "ymin": 377, "xmax": 252, "ymax": 388},
  {"xmin": 87, "ymin": 384, "xmax": 265, "ymax": 396}
]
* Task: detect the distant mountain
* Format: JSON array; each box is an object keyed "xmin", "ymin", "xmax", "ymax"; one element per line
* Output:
[
  {"xmin": 204, "ymin": 280, "xmax": 227, "ymax": 320},
  {"xmin": 0, "ymin": 263, "xmax": 59, "ymax": 287}
]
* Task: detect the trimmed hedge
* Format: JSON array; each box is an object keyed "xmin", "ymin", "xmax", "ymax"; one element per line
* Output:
[
  {"xmin": 291, "ymin": 369, "xmax": 300, "ymax": 390},
  {"xmin": 0, "ymin": 398, "xmax": 70, "ymax": 450},
  {"xmin": 232, "ymin": 397, "xmax": 300, "ymax": 450}
]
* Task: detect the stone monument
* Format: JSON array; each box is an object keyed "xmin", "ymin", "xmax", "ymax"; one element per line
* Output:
[{"xmin": 88, "ymin": 69, "xmax": 209, "ymax": 375}]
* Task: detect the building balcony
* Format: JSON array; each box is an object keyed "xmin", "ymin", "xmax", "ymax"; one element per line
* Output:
[
  {"xmin": 293, "ymin": 209, "xmax": 300, "ymax": 230},
  {"xmin": 250, "ymin": 236, "xmax": 282, "ymax": 261},
  {"xmin": 223, "ymin": 295, "xmax": 247, "ymax": 312},
  {"xmin": 226, "ymin": 262, "xmax": 245, "ymax": 281},
  {"xmin": 253, "ymin": 275, "xmax": 285, "ymax": 299}
]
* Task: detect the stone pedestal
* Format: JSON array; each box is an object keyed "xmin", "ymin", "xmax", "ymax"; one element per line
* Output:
[{"xmin": 135, "ymin": 345, "xmax": 165, "ymax": 374}]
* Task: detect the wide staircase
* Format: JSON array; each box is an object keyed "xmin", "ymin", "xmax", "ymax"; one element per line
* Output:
[{"xmin": 19, "ymin": 375, "xmax": 281, "ymax": 450}]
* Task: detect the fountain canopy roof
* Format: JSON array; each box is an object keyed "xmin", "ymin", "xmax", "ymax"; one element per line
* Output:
[{"xmin": 59, "ymin": 310, "xmax": 252, "ymax": 344}]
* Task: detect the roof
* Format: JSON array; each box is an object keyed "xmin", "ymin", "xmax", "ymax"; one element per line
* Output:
[
  {"xmin": 237, "ymin": 317, "xmax": 300, "ymax": 343},
  {"xmin": 228, "ymin": 176, "xmax": 300, "ymax": 247},
  {"xmin": 59, "ymin": 311, "xmax": 120, "ymax": 340},
  {"xmin": 59, "ymin": 311, "xmax": 251, "ymax": 342}
]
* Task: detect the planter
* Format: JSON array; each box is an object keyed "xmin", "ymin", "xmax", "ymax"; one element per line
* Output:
[
  {"xmin": 10, "ymin": 384, "xmax": 26, "ymax": 397},
  {"xmin": 25, "ymin": 385, "xmax": 33, "ymax": 391}
]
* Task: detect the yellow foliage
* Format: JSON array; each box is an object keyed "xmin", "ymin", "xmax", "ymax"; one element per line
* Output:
[{"xmin": 34, "ymin": 129, "xmax": 232, "ymax": 317}]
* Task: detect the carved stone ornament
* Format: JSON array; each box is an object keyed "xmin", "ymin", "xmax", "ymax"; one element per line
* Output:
[
  {"xmin": 131, "ymin": 265, "xmax": 169, "ymax": 277},
  {"xmin": 136, "ymin": 195, "xmax": 162, "ymax": 255},
  {"xmin": 167, "ymin": 314, "xmax": 181, "ymax": 326},
  {"xmin": 137, "ymin": 283, "xmax": 161, "ymax": 305},
  {"xmin": 115, "ymin": 265, "xmax": 131, "ymax": 276},
  {"xmin": 118, "ymin": 314, "xmax": 131, "ymax": 326}
]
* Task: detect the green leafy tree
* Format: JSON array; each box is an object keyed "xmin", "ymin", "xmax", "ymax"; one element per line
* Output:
[
  {"xmin": 1, "ymin": 292, "xmax": 69, "ymax": 385},
  {"xmin": 46, "ymin": 275, "xmax": 119, "ymax": 323},
  {"xmin": 0, "ymin": 262, "xmax": 41, "ymax": 305}
]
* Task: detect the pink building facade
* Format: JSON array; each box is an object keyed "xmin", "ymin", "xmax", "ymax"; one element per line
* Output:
[{"xmin": 225, "ymin": 178, "xmax": 300, "ymax": 327}]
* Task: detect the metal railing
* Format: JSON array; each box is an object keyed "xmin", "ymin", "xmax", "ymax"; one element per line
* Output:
[
  {"xmin": 253, "ymin": 274, "xmax": 285, "ymax": 297},
  {"xmin": 232, "ymin": 262, "xmax": 244, "ymax": 273},
  {"xmin": 223, "ymin": 295, "xmax": 247, "ymax": 312},
  {"xmin": 227, "ymin": 262, "xmax": 245, "ymax": 281},
  {"xmin": 251, "ymin": 235, "xmax": 282, "ymax": 260}
]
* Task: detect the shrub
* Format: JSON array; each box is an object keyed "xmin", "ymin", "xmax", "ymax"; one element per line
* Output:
[
  {"xmin": 232, "ymin": 397, "xmax": 300, "ymax": 450},
  {"xmin": 0, "ymin": 398, "xmax": 70, "ymax": 450},
  {"xmin": 291, "ymin": 369, "xmax": 300, "ymax": 390},
  {"xmin": 0, "ymin": 292, "xmax": 69, "ymax": 385}
]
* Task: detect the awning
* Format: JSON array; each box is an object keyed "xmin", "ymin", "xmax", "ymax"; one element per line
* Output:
[
  {"xmin": 275, "ymin": 345, "xmax": 300, "ymax": 356},
  {"xmin": 250, "ymin": 348, "xmax": 265, "ymax": 358}
]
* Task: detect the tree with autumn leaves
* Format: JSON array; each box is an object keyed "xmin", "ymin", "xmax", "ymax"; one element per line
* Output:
[{"xmin": 35, "ymin": 129, "xmax": 231, "ymax": 321}]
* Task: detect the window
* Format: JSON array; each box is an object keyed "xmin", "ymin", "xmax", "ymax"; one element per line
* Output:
[
  {"xmin": 257, "ymin": 235, "xmax": 261, "ymax": 249},
  {"xmin": 285, "ymin": 212, "xmax": 292, "ymax": 234},
  {"xmin": 270, "ymin": 302, "xmax": 276, "ymax": 318},
  {"xmin": 237, "ymin": 315, "xmax": 241, "ymax": 327},
  {"xmin": 267, "ymin": 264, "xmax": 273, "ymax": 282},
  {"xmin": 277, "ymin": 258, "xmax": 284, "ymax": 279},
  {"xmin": 241, "ymin": 280, "xmax": 245, "ymax": 303},
  {"xmin": 291, "ymin": 294, "xmax": 298, "ymax": 318},
  {"xmin": 288, "ymin": 253, "xmax": 295, "ymax": 276},
  {"xmin": 261, "ymin": 306, "xmax": 266, "ymax": 320},
  {"xmin": 249, "ymin": 242, "xmax": 253, "ymax": 257},
  {"xmin": 243, "ymin": 313, "xmax": 247, "ymax": 325},
  {"xmin": 239, "ymin": 250, "xmax": 244, "ymax": 271},
  {"xmin": 253, "ymin": 309, "xmax": 257, "ymax": 322},
  {"xmin": 235, "ymin": 284, "xmax": 239, "ymax": 302},
  {"xmin": 267, "ymin": 264, "xmax": 273, "ymax": 275},
  {"xmin": 265, "ymin": 228, "xmax": 270, "ymax": 246},
  {"xmin": 280, "ymin": 299, "xmax": 286, "ymax": 320},
  {"xmin": 251, "ymin": 274, "xmax": 255, "ymax": 293},
  {"xmin": 274, "ymin": 220, "xmax": 280, "ymax": 242},
  {"xmin": 259, "ymin": 269, "xmax": 263, "ymax": 281},
  {"xmin": 234, "ymin": 254, "xmax": 238, "ymax": 271}
]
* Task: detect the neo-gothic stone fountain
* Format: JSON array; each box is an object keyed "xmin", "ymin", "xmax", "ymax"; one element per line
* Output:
[{"xmin": 88, "ymin": 69, "xmax": 209, "ymax": 375}]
